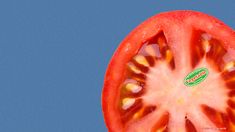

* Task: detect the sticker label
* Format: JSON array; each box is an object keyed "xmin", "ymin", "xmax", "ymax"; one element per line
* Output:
[{"xmin": 184, "ymin": 68, "xmax": 209, "ymax": 87}]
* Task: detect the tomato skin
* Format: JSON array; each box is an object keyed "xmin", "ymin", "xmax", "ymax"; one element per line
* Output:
[{"xmin": 102, "ymin": 10, "xmax": 235, "ymax": 132}]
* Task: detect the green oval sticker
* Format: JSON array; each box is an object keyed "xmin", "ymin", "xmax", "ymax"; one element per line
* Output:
[{"xmin": 184, "ymin": 68, "xmax": 209, "ymax": 87}]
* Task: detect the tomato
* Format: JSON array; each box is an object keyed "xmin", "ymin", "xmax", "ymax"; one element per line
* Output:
[{"xmin": 102, "ymin": 10, "xmax": 235, "ymax": 132}]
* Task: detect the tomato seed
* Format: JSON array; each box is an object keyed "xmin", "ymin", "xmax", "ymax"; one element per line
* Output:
[
  {"xmin": 127, "ymin": 62, "xmax": 142, "ymax": 74},
  {"xmin": 122, "ymin": 98, "xmax": 136, "ymax": 110},
  {"xmin": 133, "ymin": 55, "xmax": 150, "ymax": 67},
  {"xmin": 124, "ymin": 83, "xmax": 142, "ymax": 94},
  {"xmin": 132, "ymin": 105, "xmax": 156, "ymax": 120},
  {"xmin": 223, "ymin": 61, "xmax": 235, "ymax": 72}
]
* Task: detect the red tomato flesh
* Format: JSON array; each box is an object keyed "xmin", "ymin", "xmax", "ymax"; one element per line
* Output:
[{"xmin": 102, "ymin": 10, "xmax": 235, "ymax": 132}]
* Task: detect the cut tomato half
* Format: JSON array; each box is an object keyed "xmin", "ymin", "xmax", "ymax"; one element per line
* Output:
[{"xmin": 102, "ymin": 10, "xmax": 235, "ymax": 132}]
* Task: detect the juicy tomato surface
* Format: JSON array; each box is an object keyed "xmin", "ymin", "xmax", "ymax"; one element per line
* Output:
[{"xmin": 102, "ymin": 10, "xmax": 235, "ymax": 132}]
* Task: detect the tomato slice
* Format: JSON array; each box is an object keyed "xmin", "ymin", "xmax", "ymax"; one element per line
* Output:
[{"xmin": 102, "ymin": 11, "xmax": 235, "ymax": 132}]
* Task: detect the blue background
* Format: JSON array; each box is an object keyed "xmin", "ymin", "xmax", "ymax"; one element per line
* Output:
[{"xmin": 0, "ymin": 0, "xmax": 234, "ymax": 132}]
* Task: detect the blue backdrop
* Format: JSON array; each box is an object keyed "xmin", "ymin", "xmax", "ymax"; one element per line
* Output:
[{"xmin": 0, "ymin": 0, "xmax": 234, "ymax": 132}]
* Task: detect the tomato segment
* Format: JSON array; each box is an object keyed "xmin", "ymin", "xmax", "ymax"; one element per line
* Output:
[{"xmin": 102, "ymin": 11, "xmax": 235, "ymax": 132}]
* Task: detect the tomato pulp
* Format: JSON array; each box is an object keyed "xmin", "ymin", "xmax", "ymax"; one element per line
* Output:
[{"xmin": 102, "ymin": 11, "xmax": 235, "ymax": 132}]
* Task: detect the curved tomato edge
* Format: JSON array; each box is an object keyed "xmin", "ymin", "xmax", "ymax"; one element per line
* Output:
[{"xmin": 101, "ymin": 10, "xmax": 235, "ymax": 132}]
